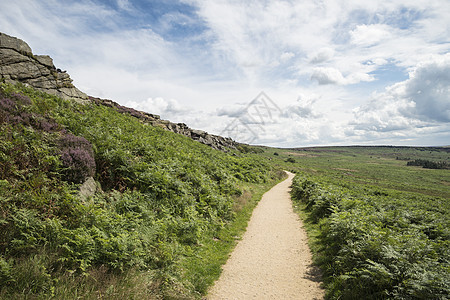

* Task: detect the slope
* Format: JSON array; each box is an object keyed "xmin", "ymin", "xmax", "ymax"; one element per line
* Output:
[{"xmin": 0, "ymin": 83, "xmax": 282, "ymax": 299}]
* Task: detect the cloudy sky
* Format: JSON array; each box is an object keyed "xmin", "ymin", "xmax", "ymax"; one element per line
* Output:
[{"xmin": 1, "ymin": 0, "xmax": 449, "ymax": 147}]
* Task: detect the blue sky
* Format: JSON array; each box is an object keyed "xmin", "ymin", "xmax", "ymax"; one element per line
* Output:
[{"xmin": 0, "ymin": 0, "xmax": 449, "ymax": 147}]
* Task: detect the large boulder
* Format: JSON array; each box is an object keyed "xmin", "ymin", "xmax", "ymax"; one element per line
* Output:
[{"xmin": 0, "ymin": 32, "xmax": 32, "ymax": 54}]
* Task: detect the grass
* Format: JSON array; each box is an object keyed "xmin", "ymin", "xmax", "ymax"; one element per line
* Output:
[
  {"xmin": 261, "ymin": 146, "xmax": 450, "ymax": 198},
  {"xmin": 1, "ymin": 265, "xmax": 158, "ymax": 300}
]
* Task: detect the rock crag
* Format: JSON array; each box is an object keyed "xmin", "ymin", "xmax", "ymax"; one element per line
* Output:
[
  {"xmin": 0, "ymin": 32, "xmax": 237, "ymax": 151},
  {"xmin": 89, "ymin": 97, "xmax": 238, "ymax": 151},
  {"xmin": 0, "ymin": 32, "xmax": 88, "ymax": 102}
]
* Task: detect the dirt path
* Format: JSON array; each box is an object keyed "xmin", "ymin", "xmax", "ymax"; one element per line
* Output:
[{"xmin": 207, "ymin": 172, "xmax": 324, "ymax": 300}]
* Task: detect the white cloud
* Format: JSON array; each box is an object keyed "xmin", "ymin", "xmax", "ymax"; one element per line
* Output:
[
  {"xmin": 280, "ymin": 52, "xmax": 295, "ymax": 62},
  {"xmin": 282, "ymin": 95, "xmax": 322, "ymax": 119},
  {"xmin": 309, "ymin": 48, "xmax": 334, "ymax": 64},
  {"xmin": 405, "ymin": 54, "xmax": 450, "ymax": 122},
  {"xmin": 311, "ymin": 67, "xmax": 346, "ymax": 85},
  {"xmin": 311, "ymin": 67, "xmax": 374, "ymax": 85},
  {"xmin": 371, "ymin": 58, "xmax": 388, "ymax": 66},
  {"xmin": 117, "ymin": 0, "xmax": 133, "ymax": 11},
  {"xmin": 348, "ymin": 54, "xmax": 450, "ymax": 140},
  {"xmin": 351, "ymin": 95, "xmax": 418, "ymax": 132},
  {"xmin": 159, "ymin": 11, "xmax": 199, "ymax": 33},
  {"xmin": 350, "ymin": 24, "xmax": 393, "ymax": 47},
  {"xmin": 216, "ymin": 103, "xmax": 247, "ymax": 118},
  {"xmin": 126, "ymin": 97, "xmax": 191, "ymax": 121}
]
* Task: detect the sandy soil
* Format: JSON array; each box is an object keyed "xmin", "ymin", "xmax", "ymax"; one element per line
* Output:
[{"xmin": 207, "ymin": 172, "xmax": 324, "ymax": 300}]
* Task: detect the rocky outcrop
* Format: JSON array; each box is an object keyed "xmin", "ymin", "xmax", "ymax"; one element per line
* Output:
[
  {"xmin": 0, "ymin": 32, "xmax": 238, "ymax": 151},
  {"xmin": 0, "ymin": 32, "xmax": 87, "ymax": 102},
  {"xmin": 89, "ymin": 97, "xmax": 238, "ymax": 151}
]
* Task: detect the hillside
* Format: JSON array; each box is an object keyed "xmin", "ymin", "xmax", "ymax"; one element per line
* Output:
[
  {"xmin": 273, "ymin": 145, "xmax": 450, "ymax": 198},
  {"xmin": 0, "ymin": 32, "xmax": 287, "ymax": 299},
  {"xmin": 0, "ymin": 32, "xmax": 237, "ymax": 151},
  {"xmin": 0, "ymin": 79, "xmax": 282, "ymax": 298}
]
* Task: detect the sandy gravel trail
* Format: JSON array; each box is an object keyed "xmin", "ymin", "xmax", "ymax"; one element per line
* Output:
[{"xmin": 207, "ymin": 172, "xmax": 324, "ymax": 300}]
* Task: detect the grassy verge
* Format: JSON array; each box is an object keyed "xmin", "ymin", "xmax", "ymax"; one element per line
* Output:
[{"xmin": 292, "ymin": 201, "xmax": 322, "ymax": 262}]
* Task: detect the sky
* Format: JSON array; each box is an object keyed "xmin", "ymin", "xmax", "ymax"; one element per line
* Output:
[{"xmin": 0, "ymin": 0, "xmax": 449, "ymax": 147}]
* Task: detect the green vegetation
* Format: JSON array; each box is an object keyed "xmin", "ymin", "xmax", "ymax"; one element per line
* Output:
[
  {"xmin": 263, "ymin": 146, "xmax": 449, "ymax": 299},
  {"xmin": 291, "ymin": 175, "xmax": 449, "ymax": 299},
  {"xmin": 407, "ymin": 159, "xmax": 449, "ymax": 170},
  {"xmin": 262, "ymin": 146, "xmax": 450, "ymax": 199},
  {"xmin": 1, "ymin": 81, "xmax": 449, "ymax": 299},
  {"xmin": 0, "ymin": 83, "xmax": 283, "ymax": 299}
]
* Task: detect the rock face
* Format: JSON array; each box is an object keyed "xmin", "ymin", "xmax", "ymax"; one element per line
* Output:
[
  {"xmin": 0, "ymin": 32, "xmax": 88, "ymax": 102},
  {"xmin": 0, "ymin": 32, "xmax": 238, "ymax": 151}
]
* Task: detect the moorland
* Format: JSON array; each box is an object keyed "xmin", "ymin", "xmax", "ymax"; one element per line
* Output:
[
  {"xmin": 0, "ymin": 82, "xmax": 448, "ymax": 299},
  {"xmin": 266, "ymin": 146, "xmax": 449, "ymax": 299}
]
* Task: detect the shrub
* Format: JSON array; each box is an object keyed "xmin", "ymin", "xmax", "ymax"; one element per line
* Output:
[
  {"xmin": 10, "ymin": 92, "xmax": 32, "ymax": 106},
  {"xmin": 59, "ymin": 133, "xmax": 96, "ymax": 183},
  {"xmin": 60, "ymin": 148, "xmax": 95, "ymax": 183},
  {"xmin": 285, "ymin": 157, "xmax": 295, "ymax": 163},
  {"xmin": 237, "ymin": 144, "xmax": 264, "ymax": 153},
  {"xmin": 0, "ymin": 95, "xmax": 30, "ymax": 125},
  {"xmin": 0, "ymin": 90, "xmax": 60, "ymax": 133}
]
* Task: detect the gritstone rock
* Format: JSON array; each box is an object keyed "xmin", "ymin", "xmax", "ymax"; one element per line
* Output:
[{"xmin": 0, "ymin": 32, "xmax": 88, "ymax": 102}]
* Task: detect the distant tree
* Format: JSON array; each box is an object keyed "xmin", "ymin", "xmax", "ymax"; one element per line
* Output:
[{"xmin": 407, "ymin": 159, "xmax": 449, "ymax": 170}]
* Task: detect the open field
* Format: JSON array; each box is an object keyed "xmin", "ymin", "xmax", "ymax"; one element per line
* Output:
[{"xmin": 261, "ymin": 146, "xmax": 450, "ymax": 199}]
